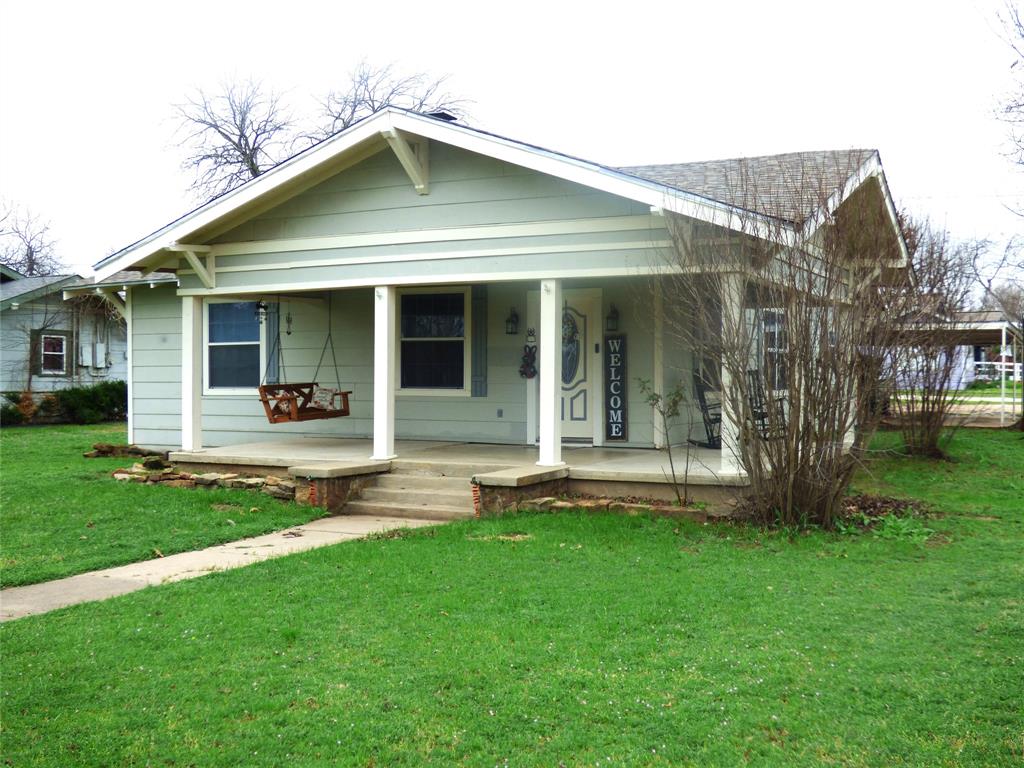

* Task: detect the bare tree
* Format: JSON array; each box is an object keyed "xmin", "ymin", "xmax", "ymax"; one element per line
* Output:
[
  {"xmin": 312, "ymin": 60, "xmax": 468, "ymax": 140},
  {"xmin": 997, "ymin": 2, "xmax": 1024, "ymax": 171},
  {"xmin": 891, "ymin": 220, "xmax": 983, "ymax": 455},
  {"xmin": 657, "ymin": 152, "xmax": 910, "ymax": 527},
  {"xmin": 175, "ymin": 80, "xmax": 293, "ymax": 201},
  {"xmin": 0, "ymin": 202, "xmax": 63, "ymax": 276},
  {"xmin": 973, "ymin": 235, "xmax": 1024, "ymax": 429}
]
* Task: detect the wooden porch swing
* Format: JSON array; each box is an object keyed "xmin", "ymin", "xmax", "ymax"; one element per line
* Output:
[{"xmin": 257, "ymin": 295, "xmax": 352, "ymax": 424}]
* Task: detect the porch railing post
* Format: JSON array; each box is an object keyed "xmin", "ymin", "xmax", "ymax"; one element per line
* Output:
[
  {"xmin": 720, "ymin": 273, "xmax": 743, "ymax": 475},
  {"xmin": 371, "ymin": 285, "xmax": 397, "ymax": 461},
  {"xmin": 537, "ymin": 278, "xmax": 564, "ymax": 466}
]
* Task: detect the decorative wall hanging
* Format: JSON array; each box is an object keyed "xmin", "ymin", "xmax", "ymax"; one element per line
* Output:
[{"xmin": 519, "ymin": 344, "xmax": 537, "ymax": 379}]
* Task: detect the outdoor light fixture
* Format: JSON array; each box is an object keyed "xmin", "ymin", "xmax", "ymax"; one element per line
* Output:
[
  {"xmin": 605, "ymin": 304, "xmax": 620, "ymax": 333},
  {"xmin": 505, "ymin": 307, "xmax": 520, "ymax": 335},
  {"xmin": 254, "ymin": 301, "xmax": 269, "ymax": 324}
]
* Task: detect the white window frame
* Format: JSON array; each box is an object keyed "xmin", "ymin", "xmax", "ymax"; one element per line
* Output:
[
  {"xmin": 202, "ymin": 298, "xmax": 267, "ymax": 396},
  {"xmin": 39, "ymin": 333, "xmax": 68, "ymax": 376},
  {"xmin": 396, "ymin": 285, "xmax": 472, "ymax": 397}
]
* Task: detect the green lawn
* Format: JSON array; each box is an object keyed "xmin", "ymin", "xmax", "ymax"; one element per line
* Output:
[
  {"xmin": 0, "ymin": 423, "xmax": 326, "ymax": 587},
  {"xmin": 1, "ymin": 429, "xmax": 1022, "ymax": 766}
]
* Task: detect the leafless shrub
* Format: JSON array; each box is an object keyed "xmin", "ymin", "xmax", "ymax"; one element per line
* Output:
[
  {"xmin": 657, "ymin": 152, "xmax": 909, "ymax": 527},
  {"xmin": 0, "ymin": 201, "xmax": 63, "ymax": 276}
]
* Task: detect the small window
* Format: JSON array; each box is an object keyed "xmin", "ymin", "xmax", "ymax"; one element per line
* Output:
[
  {"xmin": 763, "ymin": 310, "xmax": 787, "ymax": 391},
  {"xmin": 40, "ymin": 334, "xmax": 67, "ymax": 374},
  {"xmin": 206, "ymin": 301, "xmax": 261, "ymax": 390},
  {"xmin": 399, "ymin": 291, "xmax": 469, "ymax": 391}
]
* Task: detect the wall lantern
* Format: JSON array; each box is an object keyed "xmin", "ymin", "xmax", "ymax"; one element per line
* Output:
[
  {"xmin": 505, "ymin": 307, "xmax": 520, "ymax": 335},
  {"xmin": 254, "ymin": 300, "xmax": 269, "ymax": 324},
  {"xmin": 605, "ymin": 304, "xmax": 620, "ymax": 333}
]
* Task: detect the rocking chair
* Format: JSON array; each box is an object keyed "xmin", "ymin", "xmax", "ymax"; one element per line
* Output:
[
  {"xmin": 689, "ymin": 373, "xmax": 722, "ymax": 449},
  {"xmin": 746, "ymin": 369, "xmax": 786, "ymax": 440}
]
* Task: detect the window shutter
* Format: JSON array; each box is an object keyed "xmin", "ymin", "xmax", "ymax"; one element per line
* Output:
[{"xmin": 471, "ymin": 285, "xmax": 487, "ymax": 397}]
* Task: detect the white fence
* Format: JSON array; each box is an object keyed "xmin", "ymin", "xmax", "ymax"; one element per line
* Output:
[{"xmin": 974, "ymin": 361, "xmax": 1022, "ymax": 383}]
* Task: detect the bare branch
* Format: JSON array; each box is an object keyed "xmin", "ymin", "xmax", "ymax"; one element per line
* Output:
[
  {"xmin": 0, "ymin": 203, "xmax": 63, "ymax": 276},
  {"xmin": 175, "ymin": 79, "xmax": 293, "ymax": 202}
]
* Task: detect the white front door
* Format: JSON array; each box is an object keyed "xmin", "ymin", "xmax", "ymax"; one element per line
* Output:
[{"xmin": 527, "ymin": 288, "xmax": 602, "ymax": 443}]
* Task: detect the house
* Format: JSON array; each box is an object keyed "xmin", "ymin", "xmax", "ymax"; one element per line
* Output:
[
  {"xmin": 0, "ymin": 266, "xmax": 149, "ymax": 394},
  {"xmin": 88, "ymin": 108, "xmax": 906, "ymax": 511}
]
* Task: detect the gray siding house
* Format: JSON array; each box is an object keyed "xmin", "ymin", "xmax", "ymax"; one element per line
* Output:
[
  {"xmin": 0, "ymin": 266, "xmax": 130, "ymax": 394},
  {"xmin": 89, "ymin": 109, "xmax": 905, "ymax": 481}
]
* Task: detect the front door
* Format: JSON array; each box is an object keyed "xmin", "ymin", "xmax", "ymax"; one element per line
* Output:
[{"xmin": 559, "ymin": 295, "xmax": 595, "ymax": 439}]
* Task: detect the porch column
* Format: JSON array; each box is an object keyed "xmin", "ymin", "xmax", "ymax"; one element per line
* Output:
[
  {"xmin": 537, "ymin": 278, "xmax": 564, "ymax": 466},
  {"xmin": 652, "ymin": 280, "xmax": 666, "ymax": 449},
  {"xmin": 371, "ymin": 285, "xmax": 397, "ymax": 460},
  {"xmin": 720, "ymin": 273, "xmax": 743, "ymax": 475},
  {"xmin": 181, "ymin": 296, "xmax": 203, "ymax": 451}
]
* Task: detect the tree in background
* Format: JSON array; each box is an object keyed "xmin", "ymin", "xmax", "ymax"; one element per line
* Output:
[
  {"xmin": 996, "ymin": 2, "xmax": 1024, "ymax": 172},
  {"xmin": 0, "ymin": 201, "xmax": 63, "ymax": 276},
  {"xmin": 174, "ymin": 80, "xmax": 293, "ymax": 201},
  {"xmin": 176, "ymin": 63, "xmax": 467, "ymax": 202}
]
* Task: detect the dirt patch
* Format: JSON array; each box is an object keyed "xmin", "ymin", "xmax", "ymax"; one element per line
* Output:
[
  {"xmin": 211, "ymin": 503, "xmax": 246, "ymax": 513},
  {"xmin": 468, "ymin": 532, "xmax": 533, "ymax": 542}
]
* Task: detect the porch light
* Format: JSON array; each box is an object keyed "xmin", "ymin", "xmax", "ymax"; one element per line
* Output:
[
  {"xmin": 505, "ymin": 307, "xmax": 520, "ymax": 335},
  {"xmin": 254, "ymin": 301, "xmax": 269, "ymax": 324},
  {"xmin": 605, "ymin": 304, "xmax": 620, "ymax": 333}
]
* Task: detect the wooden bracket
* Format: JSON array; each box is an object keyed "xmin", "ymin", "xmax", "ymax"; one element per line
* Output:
[
  {"xmin": 168, "ymin": 243, "xmax": 215, "ymax": 288},
  {"xmin": 382, "ymin": 128, "xmax": 429, "ymax": 195}
]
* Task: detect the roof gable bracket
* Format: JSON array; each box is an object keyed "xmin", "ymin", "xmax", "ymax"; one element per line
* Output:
[
  {"xmin": 169, "ymin": 244, "xmax": 215, "ymax": 289},
  {"xmin": 382, "ymin": 128, "xmax": 429, "ymax": 195}
]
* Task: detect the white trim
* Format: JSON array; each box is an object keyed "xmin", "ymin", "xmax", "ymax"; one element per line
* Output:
[
  {"xmin": 652, "ymin": 281, "xmax": 665, "ymax": 449},
  {"xmin": 382, "ymin": 128, "xmax": 429, "ymax": 194},
  {"xmin": 395, "ymin": 285, "xmax": 472, "ymax": 396},
  {"xmin": 39, "ymin": 333, "xmax": 68, "ymax": 375},
  {"xmin": 525, "ymin": 290, "xmax": 539, "ymax": 446},
  {"xmin": 537, "ymin": 278, "xmax": 564, "ymax": 467},
  {"xmin": 181, "ymin": 297, "xmax": 203, "ymax": 451},
  {"xmin": 201, "ymin": 298, "xmax": 267, "ymax": 397},
  {"xmin": 176, "ymin": 264, "xmax": 711, "ymax": 297},
  {"xmin": 205, "ymin": 215, "xmax": 663, "ymax": 258},
  {"xmin": 126, "ymin": 287, "xmax": 134, "ymax": 444},
  {"xmin": 372, "ymin": 286, "xmax": 397, "ymax": 461}
]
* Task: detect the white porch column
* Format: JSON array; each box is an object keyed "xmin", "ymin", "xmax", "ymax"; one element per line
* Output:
[
  {"xmin": 652, "ymin": 280, "xmax": 666, "ymax": 449},
  {"xmin": 181, "ymin": 296, "xmax": 203, "ymax": 451},
  {"xmin": 720, "ymin": 273, "xmax": 744, "ymax": 475},
  {"xmin": 371, "ymin": 285, "xmax": 397, "ymax": 460},
  {"xmin": 1000, "ymin": 324, "xmax": 1007, "ymax": 427},
  {"xmin": 537, "ymin": 278, "xmax": 564, "ymax": 466}
]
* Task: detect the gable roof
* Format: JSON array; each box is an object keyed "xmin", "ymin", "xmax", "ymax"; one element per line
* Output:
[
  {"xmin": 0, "ymin": 264, "xmax": 24, "ymax": 282},
  {"xmin": 91, "ymin": 107, "xmax": 904, "ymax": 281},
  {"xmin": 0, "ymin": 274, "xmax": 81, "ymax": 311}
]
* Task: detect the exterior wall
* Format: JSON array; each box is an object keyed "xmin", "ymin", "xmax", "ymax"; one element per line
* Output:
[
  {"xmin": 0, "ymin": 295, "xmax": 127, "ymax": 393},
  {"xmin": 177, "ymin": 143, "xmax": 669, "ymax": 294},
  {"xmin": 130, "ymin": 284, "xmax": 182, "ymax": 449}
]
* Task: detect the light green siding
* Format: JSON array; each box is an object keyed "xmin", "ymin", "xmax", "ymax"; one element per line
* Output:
[{"xmin": 130, "ymin": 284, "xmax": 182, "ymax": 449}]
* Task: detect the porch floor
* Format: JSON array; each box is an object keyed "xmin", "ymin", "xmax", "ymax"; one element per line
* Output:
[{"xmin": 170, "ymin": 437, "xmax": 747, "ymax": 487}]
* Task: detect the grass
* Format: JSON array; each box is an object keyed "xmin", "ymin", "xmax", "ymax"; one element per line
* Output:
[
  {"xmin": 1, "ymin": 429, "xmax": 1022, "ymax": 765},
  {"xmin": 0, "ymin": 423, "xmax": 326, "ymax": 587}
]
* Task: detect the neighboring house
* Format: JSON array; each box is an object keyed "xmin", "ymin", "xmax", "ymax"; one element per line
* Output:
[
  {"xmin": 1, "ymin": 266, "xmax": 125, "ymax": 394},
  {"xmin": 89, "ymin": 108, "xmax": 906, "ymax": 479}
]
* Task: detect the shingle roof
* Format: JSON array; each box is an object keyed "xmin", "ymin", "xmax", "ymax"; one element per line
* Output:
[
  {"xmin": 617, "ymin": 149, "xmax": 877, "ymax": 224},
  {"xmin": 66, "ymin": 270, "xmax": 177, "ymax": 289},
  {"xmin": 0, "ymin": 274, "xmax": 79, "ymax": 306}
]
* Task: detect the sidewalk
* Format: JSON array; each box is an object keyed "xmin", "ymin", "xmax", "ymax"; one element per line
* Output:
[{"xmin": 0, "ymin": 515, "xmax": 435, "ymax": 622}]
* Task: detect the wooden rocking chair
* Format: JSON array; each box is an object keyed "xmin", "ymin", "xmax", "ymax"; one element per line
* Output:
[
  {"xmin": 746, "ymin": 369, "xmax": 787, "ymax": 440},
  {"xmin": 689, "ymin": 372, "xmax": 722, "ymax": 449}
]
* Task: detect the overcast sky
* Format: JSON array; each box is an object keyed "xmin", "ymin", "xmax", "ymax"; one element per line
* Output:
[{"xmin": 1, "ymin": 0, "xmax": 1020, "ymax": 275}]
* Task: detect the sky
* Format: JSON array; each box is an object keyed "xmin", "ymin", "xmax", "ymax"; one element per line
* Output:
[{"xmin": 0, "ymin": 0, "xmax": 1021, "ymax": 275}]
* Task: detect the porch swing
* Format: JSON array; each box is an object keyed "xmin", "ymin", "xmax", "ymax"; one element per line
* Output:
[{"xmin": 257, "ymin": 295, "xmax": 352, "ymax": 424}]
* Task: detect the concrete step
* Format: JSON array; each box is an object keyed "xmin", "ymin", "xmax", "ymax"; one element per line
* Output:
[
  {"xmin": 360, "ymin": 486, "xmax": 473, "ymax": 508},
  {"xmin": 343, "ymin": 499, "xmax": 475, "ymax": 521},
  {"xmin": 389, "ymin": 460, "xmax": 512, "ymax": 478},
  {"xmin": 374, "ymin": 473, "xmax": 473, "ymax": 491}
]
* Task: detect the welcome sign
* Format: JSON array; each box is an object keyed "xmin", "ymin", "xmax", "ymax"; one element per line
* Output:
[{"xmin": 604, "ymin": 335, "xmax": 627, "ymax": 441}]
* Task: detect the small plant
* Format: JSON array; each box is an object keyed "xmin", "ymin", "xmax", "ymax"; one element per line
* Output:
[
  {"xmin": 15, "ymin": 392, "xmax": 36, "ymax": 422},
  {"xmin": 0, "ymin": 403, "xmax": 25, "ymax": 426},
  {"xmin": 872, "ymin": 513, "xmax": 934, "ymax": 543},
  {"xmin": 638, "ymin": 378, "xmax": 691, "ymax": 507}
]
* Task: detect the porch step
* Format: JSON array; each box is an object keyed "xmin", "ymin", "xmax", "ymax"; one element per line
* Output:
[
  {"xmin": 374, "ymin": 474, "xmax": 473, "ymax": 491},
  {"xmin": 343, "ymin": 499, "xmax": 475, "ymax": 521},
  {"xmin": 389, "ymin": 460, "xmax": 512, "ymax": 478},
  {"xmin": 360, "ymin": 486, "xmax": 473, "ymax": 507}
]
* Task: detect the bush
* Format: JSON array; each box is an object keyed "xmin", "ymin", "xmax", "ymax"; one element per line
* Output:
[
  {"xmin": 55, "ymin": 381, "xmax": 127, "ymax": 424},
  {"xmin": 0, "ymin": 403, "xmax": 25, "ymax": 426}
]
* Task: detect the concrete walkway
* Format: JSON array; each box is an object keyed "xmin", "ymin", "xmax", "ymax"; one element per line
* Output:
[{"xmin": 0, "ymin": 515, "xmax": 435, "ymax": 622}]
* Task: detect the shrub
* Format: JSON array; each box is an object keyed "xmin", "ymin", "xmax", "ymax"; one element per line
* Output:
[
  {"xmin": 0, "ymin": 403, "xmax": 25, "ymax": 426},
  {"xmin": 15, "ymin": 392, "xmax": 36, "ymax": 421},
  {"xmin": 54, "ymin": 381, "xmax": 127, "ymax": 424}
]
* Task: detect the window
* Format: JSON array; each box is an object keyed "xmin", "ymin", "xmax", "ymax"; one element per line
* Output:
[
  {"xmin": 399, "ymin": 289, "xmax": 470, "ymax": 392},
  {"xmin": 205, "ymin": 301, "xmax": 262, "ymax": 391},
  {"xmin": 762, "ymin": 310, "xmax": 787, "ymax": 391},
  {"xmin": 40, "ymin": 333, "xmax": 68, "ymax": 375}
]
